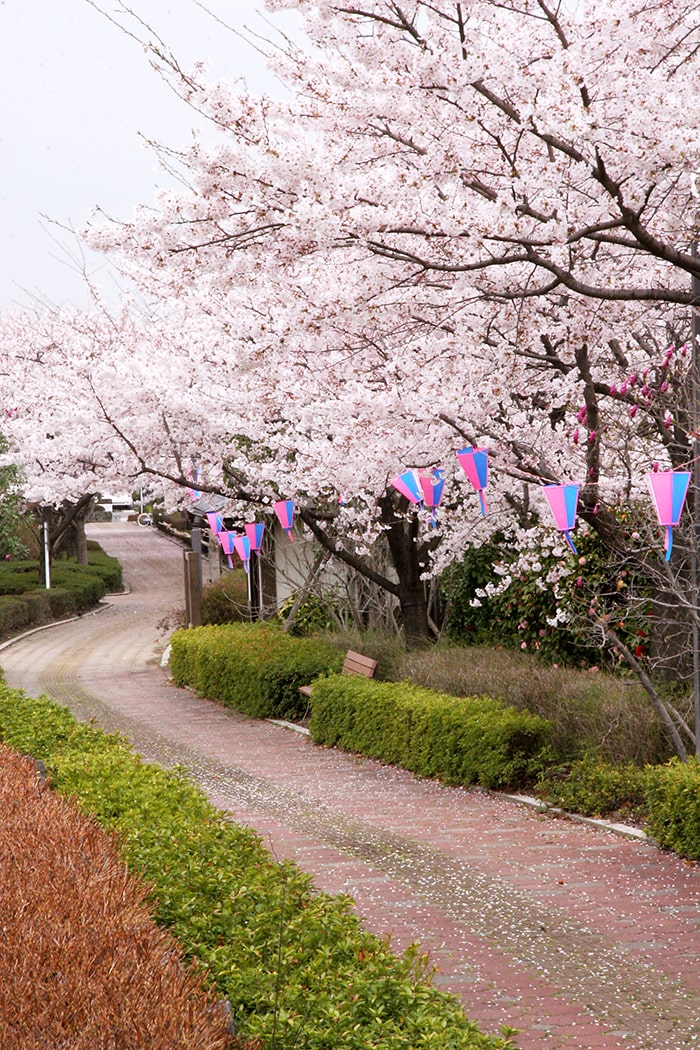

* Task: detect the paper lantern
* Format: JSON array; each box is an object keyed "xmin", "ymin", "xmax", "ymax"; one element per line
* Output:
[
  {"xmin": 218, "ymin": 530, "xmax": 237, "ymax": 568},
  {"xmin": 244, "ymin": 522, "xmax": 265, "ymax": 551},
  {"xmin": 391, "ymin": 469, "xmax": 423, "ymax": 505},
  {"xmin": 456, "ymin": 447, "xmax": 489, "ymax": 515},
  {"xmin": 274, "ymin": 499, "xmax": 295, "ymax": 540},
  {"xmin": 419, "ymin": 469, "xmax": 445, "ymax": 525},
  {"xmin": 645, "ymin": 470, "xmax": 691, "ymax": 560},
  {"xmin": 206, "ymin": 512, "xmax": 224, "ymax": 535},
  {"xmin": 233, "ymin": 534, "xmax": 251, "ymax": 574},
  {"xmin": 543, "ymin": 483, "xmax": 579, "ymax": 554}
]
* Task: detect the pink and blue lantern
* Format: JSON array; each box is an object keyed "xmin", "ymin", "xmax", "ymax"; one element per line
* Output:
[
  {"xmin": 245, "ymin": 522, "xmax": 265, "ymax": 552},
  {"xmin": 543, "ymin": 483, "xmax": 579, "ymax": 554},
  {"xmin": 206, "ymin": 512, "xmax": 224, "ymax": 536},
  {"xmin": 187, "ymin": 467, "xmax": 201, "ymax": 501},
  {"xmin": 233, "ymin": 534, "xmax": 252, "ymax": 574},
  {"xmin": 274, "ymin": 499, "xmax": 295, "ymax": 541},
  {"xmin": 645, "ymin": 470, "xmax": 691, "ymax": 561},
  {"xmin": 456, "ymin": 447, "xmax": 489, "ymax": 515},
  {"xmin": 391, "ymin": 469, "xmax": 423, "ymax": 505},
  {"xmin": 419, "ymin": 469, "xmax": 445, "ymax": 526},
  {"xmin": 218, "ymin": 530, "xmax": 237, "ymax": 568}
]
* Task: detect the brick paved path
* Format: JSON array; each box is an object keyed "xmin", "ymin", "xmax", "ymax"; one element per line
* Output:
[{"xmin": 1, "ymin": 523, "xmax": 699, "ymax": 1050}]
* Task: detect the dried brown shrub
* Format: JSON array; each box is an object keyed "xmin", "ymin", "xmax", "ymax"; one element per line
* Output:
[{"xmin": 0, "ymin": 746, "xmax": 253, "ymax": 1050}]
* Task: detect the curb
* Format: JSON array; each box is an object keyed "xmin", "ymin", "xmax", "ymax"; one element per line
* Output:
[
  {"xmin": 0, "ymin": 587, "xmax": 129, "ymax": 655},
  {"xmin": 267, "ymin": 720, "xmax": 650, "ymax": 844}
]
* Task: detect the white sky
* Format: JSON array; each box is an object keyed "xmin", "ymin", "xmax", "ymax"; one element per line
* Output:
[{"xmin": 0, "ymin": 0, "xmax": 298, "ymax": 310}]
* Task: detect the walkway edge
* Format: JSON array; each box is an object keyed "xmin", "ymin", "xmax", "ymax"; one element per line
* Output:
[{"xmin": 267, "ymin": 720, "xmax": 650, "ymax": 845}]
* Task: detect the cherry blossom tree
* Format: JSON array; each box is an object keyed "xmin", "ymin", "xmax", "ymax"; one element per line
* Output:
[{"xmin": 4, "ymin": 1, "xmax": 700, "ymax": 749}]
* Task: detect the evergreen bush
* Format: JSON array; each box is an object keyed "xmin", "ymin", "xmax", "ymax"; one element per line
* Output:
[
  {"xmin": 535, "ymin": 754, "xmax": 649, "ymax": 819},
  {"xmin": 0, "ymin": 545, "xmax": 122, "ymax": 639},
  {"xmin": 644, "ymin": 758, "xmax": 700, "ymax": 860},
  {"xmin": 0, "ymin": 686, "xmax": 513, "ymax": 1050},
  {"xmin": 309, "ymin": 675, "xmax": 553, "ymax": 790},
  {"xmin": 170, "ymin": 623, "xmax": 343, "ymax": 720},
  {"xmin": 201, "ymin": 572, "xmax": 250, "ymax": 625}
]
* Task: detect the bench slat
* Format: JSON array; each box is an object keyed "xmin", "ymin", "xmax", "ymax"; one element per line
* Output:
[
  {"xmin": 342, "ymin": 650, "xmax": 378, "ymax": 678},
  {"xmin": 300, "ymin": 649, "xmax": 377, "ymax": 699}
]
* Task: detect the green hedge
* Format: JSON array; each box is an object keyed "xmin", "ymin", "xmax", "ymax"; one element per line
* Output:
[
  {"xmin": 536, "ymin": 755, "xmax": 700, "ymax": 861},
  {"xmin": 0, "ymin": 544, "xmax": 122, "ymax": 639},
  {"xmin": 535, "ymin": 754, "xmax": 649, "ymax": 820},
  {"xmin": 644, "ymin": 758, "xmax": 700, "ymax": 860},
  {"xmin": 170, "ymin": 622, "xmax": 344, "ymax": 721},
  {"xmin": 309, "ymin": 676, "xmax": 554, "ymax": 791},
  {"xmin": 0, "ymin": 685, "xmax": 512, "ymax": 1050}
]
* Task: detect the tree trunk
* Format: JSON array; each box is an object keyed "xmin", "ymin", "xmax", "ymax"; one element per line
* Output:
[
  {"xmin": 34, "ymin": 495, "xmax": 96, "ymax": 585},
  {"xmin": 299, "ymin": 498, "xmax": 434, "ymax": 647},
  {"xmin": 379, "ymin": 496, "xmax": 432, "ymax": 647}
]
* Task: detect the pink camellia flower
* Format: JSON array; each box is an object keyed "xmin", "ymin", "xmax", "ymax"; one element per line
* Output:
[{"xmin": 576, "ymin": 575, "xmax": 583, "ymax": 587}]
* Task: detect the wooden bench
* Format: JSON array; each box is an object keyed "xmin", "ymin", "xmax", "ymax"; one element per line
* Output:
[{"xmin": 299, "ymin": 649, "xmax": 377, "ymax": 698}]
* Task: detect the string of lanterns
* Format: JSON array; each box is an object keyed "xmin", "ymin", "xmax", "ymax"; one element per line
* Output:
[
  {"xmin": 191, "ymin": 451, "xmax": 693, "ymax": 569},
  {"xmin": 391, "ymin": 450, "xmax": 692, "ymax": 563}
]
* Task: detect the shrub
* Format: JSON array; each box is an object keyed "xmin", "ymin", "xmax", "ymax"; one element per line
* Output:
[
  {"xmin": 0, "ymin": 746, "xmax": 238, "ymax": 1050},
  {"xmin": 170, "ymin": 623, "xmax": 344, "ymax": 720},
  {"xmin": 394, "ymin": 644, "xmax": 669, "ymax": 765},
  {"xmin": 0, "ymin": 686, "xmax": 513, "ymax": 1050},
  {"xmin": 309, "ymin": 675, "xmax": 553, "ymax": 790},
  {"xmin": 0, "ymin": 544, "xmax": 122, "ymax": 640},
  {"xmin": 442, "ymin": 529, "xmax": 653, "ymax": 669},
  {"xmin": 644, "ymin": 758, "xmax": 700, "ymax": 860},
  {"xmin": 276, "ymin": 591, "xmax": 338, "ymax": 636},
  {"xmin": 201, "ymin": 572, "xmax": 250, "ymax": 625},
  {"xmin": 535, "ymin": 754, "xmax": 649, "ymax": 819}
]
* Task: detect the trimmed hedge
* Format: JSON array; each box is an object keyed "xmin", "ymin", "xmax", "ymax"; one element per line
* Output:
[
  {"xmin": 0, "ymin": 543, "xmax": 122, "ymax": 639},
  {"xmin": 535, "ymin": 755, "xmax": 700, "ymax": 861},
  {"xmin": 535, "ymin": 755, "xmax": 649, "ymax": 820},
  {"xmin": 309, "ymin": 675, "xmax": 554, "ymax": 791},
  {"xmin": 644, "ymin": 758, "xmax": 700, "ymax": 860},
  {"xmin": 170, "ymin": 622, "xmax": 344, "ymax": 720},
  {"xmin": 0, "ymin": 686, "xmax": 513, "ymax": 1050}
]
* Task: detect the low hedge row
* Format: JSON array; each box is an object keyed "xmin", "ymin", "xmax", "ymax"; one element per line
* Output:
[
  {"xmin": 536, "ymin": 754, "xmax": 700, "ymax": 860},
  {"xmin": 170, "ymin": 622, "xmax": 344, "ymax": 721},
  {"xmin": 309, "ymin": 675, "xmax": 554, "ymax": 791},
  {"xmin": 0, "ymin": 685, "xmax": 513, "ymax": 1050},
  {"xmin": 0, "ymin": 543, "xmax": 122, "ymax": 640}
]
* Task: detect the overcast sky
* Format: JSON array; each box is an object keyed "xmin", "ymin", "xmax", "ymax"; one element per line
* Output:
[{"xmin": 0, "ymin": 1, "xmax": 298, "ymax": 310}]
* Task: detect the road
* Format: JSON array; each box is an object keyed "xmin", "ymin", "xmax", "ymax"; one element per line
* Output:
[{"xmin": 1, "ymin": 521, "xmax": 699, "ymax": 1050}]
